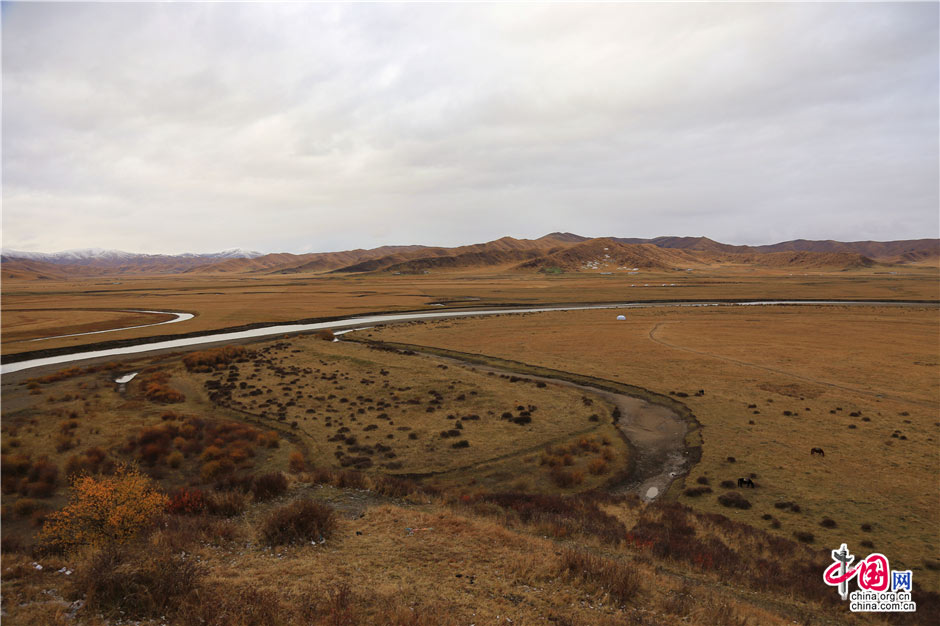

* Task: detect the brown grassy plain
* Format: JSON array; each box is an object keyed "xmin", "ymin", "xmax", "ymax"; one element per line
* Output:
[
  {"xmin": 362, "ymin": 304, "xmax": 940, "ymax": 591},
  {"xmin": 2, "ymin": 268, "xmax": 939, "ymax": 623},
  {"xmin": 2, "ymin": 264, "xmax": 937, "ymax": 355}
]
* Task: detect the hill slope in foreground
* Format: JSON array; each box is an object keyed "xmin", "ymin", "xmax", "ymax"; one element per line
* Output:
[{"xmin": 3, "ymin": 234, "xmax": 937, "ymax": 278}]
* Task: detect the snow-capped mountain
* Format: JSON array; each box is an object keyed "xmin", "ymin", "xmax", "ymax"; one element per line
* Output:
[{"xmin": 1, "ymin": 248, "xmax": 264, "ymax": 264}]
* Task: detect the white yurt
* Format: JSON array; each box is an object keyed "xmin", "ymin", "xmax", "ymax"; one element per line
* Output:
[{"xmin": 616, "ymin": 314, "xmax": 626, "ymax": 321}]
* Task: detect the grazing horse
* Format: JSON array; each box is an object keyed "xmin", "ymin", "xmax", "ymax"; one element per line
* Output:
[
  {"xmin": 737, "ymin": 477, "xmax": 755, "ymax": 488},
  {"xmin": 811, "ymin": 447, "xmax": 825, "ymax": 457}
]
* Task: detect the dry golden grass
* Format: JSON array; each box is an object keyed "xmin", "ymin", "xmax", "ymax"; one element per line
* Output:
[
  {"xmin": 2, "ymin": 483, "xmax": 914, "ymax": 626},
  {"xmin": 3, "ymin": 265, "xmax": 936, "ymax": 355},
  {"xmin": 1, "ymin": 309, "xmax": 176, "ymax": 343},
  {"xmin": 183, "ymin": 335, "xmax": 630, "ymax": 493},
  {"xmin": 364, "ymin": 304, "xmax": 940, "ymax": 591}
]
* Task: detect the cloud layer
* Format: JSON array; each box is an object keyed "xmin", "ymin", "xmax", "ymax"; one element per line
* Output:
[{"xmin": 3, "ymin": 3, "xmax": 937, "ymax": 253}]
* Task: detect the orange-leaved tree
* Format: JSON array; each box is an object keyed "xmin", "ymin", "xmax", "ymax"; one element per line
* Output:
[{"xmin": 39, "ymin": 464, "xmax": 168, "ymax": 550}]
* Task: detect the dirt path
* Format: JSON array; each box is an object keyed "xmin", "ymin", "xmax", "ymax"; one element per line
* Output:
[{"xmin": 648, "ymin": 321, "xmax": 938, "ymax": 408}]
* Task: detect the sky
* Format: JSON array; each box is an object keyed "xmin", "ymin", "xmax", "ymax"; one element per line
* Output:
[{"xmin": 2, "ymin": 2, "xmax": 938, "ymax": 255}]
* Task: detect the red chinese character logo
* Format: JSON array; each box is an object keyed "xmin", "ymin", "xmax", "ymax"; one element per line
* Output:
[{"xmin": 857, "ymin": 553, "xmax": 890, "ymax": 591}]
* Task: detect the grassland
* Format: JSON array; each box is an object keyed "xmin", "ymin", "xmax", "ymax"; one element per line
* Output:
[
  {"xmin": 3, "ymin": 264, "xmax": 937, "ymax": 356},
  {"xmin": 2, "ymin": 268, "xmax": 938, "ymax": 624},
  {"xmin": 361, "ymin": 304, "xmax": 940, "ymax": 591}
]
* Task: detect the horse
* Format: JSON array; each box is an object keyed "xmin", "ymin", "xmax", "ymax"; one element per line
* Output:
[{"xmin": 810, "ymin": 448, "xmax": 825, "ymax": 457}]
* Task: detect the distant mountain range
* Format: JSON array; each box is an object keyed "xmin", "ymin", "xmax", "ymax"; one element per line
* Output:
[{"xmin": 2, "ymin": 235, "xmax": 937, "ymax": 280}]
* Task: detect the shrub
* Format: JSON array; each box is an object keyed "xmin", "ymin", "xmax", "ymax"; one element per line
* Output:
[
  {"xmin": 683, "ymin": 486, "xmax": 712, "ymax": 497},
  {"xmin": 13, "ymin": 498, "xmax": 43, "ymax": 517},
  {"xmin": 588, "ymin": 458, "xmax": 609, "ymax": 475},
  {"xmin": 71, "ymin": 542, "xmax": 202, "ymax": 620},
  {"xmin": 182, "ymin": 346, "xmax": 248, "ymax": 372},
  {"xmin": 252, "ymin": 472, "xmax": 288, "ymax": 501},
  {"xmin": 39, "ymin": 465, "xmax": 167, "ymax": 550},
  {"xmin": 200, "ymin": 461, "xmax": 224, "ymax": 482},
  {"xmin": 206, "ymin": 491, "xmax": 247, "ymax": 518},
  {"xmin": 550, "ymin": 466, "xmax": 583, "ymax": 488},
  {"xmin": 288, "ymin": 450, "xmax": 306, "ymax": 473},
  {"xmin": 140, "ymin": 371, "xmax": 186, "ymax": 404},
  {"xmin": 315, "ymin": 329, "xmax": 336, "ymax": 342},
  {"xmin": 167, "ymin": 488, "xmax": 207, "ymax": 515},
  {"xmin": 820, "ymin": 517, "xmax": 837, "ymax": 528},
  {"xmin": 717, "ymin": 492, "xmax": 751, "ymax": 510},
  {"xmin": 167, "ymin": 451, "xmax": 184, "ymax": 468},
  {"xmin": 794, "ymin": 531, "xmax": 815, "ymax": 543},
  {"xmin": 260, "ymin": 499, "xmax": 336, "ymax": 546}
]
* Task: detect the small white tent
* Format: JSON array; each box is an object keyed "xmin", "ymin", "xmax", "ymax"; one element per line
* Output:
[{"xmin": 616, "ymin": 314, "xmax": 626, "ymax": 321}]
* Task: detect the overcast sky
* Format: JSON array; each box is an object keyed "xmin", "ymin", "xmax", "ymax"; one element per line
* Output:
[{"xmin": 2, "ymin": 2, "xmax": 938, "ymax": 254}]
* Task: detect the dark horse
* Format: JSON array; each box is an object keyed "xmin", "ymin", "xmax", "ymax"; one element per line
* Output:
[
  {"xmin": 811, "ymin": 448, "xmax": 825, "ymax": 457},
  {"xmin": 737, "ymin": 477, "xmax": 755, "ymax": 488}
]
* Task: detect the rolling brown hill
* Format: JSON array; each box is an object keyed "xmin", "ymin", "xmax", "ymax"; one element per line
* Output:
[
  {"xmin": 331, "ymin": 235, "xmax": 581, "ymax": 273},
  {"xmin": 517, "ymin": 239, "xmax": 706, "ymax": 272},
  {"xmin": 3, "ymin": 234, "xmax": 934, "ymax": 279},
  {"xmin": 617, "ymin": 235, "xmax": 938, "ymax": 262},
  {"xmin": 188, "ymin": 246, "xmax": 431, "ymax": 274},
  {"xmin": 614, "ymin": 236, "xmax": 752, "ymax": 254},
  {"xmin": 750, "ymin": 238, "xmax": 939, "ymax": 259},
  {"xmin": 0, "ymin": 257, "xmax": 67, "ymax": 281}
]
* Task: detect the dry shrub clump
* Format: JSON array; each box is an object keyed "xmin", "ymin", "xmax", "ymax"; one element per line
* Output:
[
  {"xmin": 70, "ymin": 541, "xmax": 201, "ymax": 621},
  {"xmin": 1, "ymin": 454, "xmax": 59, "ymax": 498},
  {"xmin": 26, "ymin": 362, "xmax": 120, "ymax": 385},
  {"xmin": 463, "ymin": 492, "xmax": 629, "ymax": 544},
  {"xmin": 120, "ymin": 417, "xmax": 267, "ymax": 483},
  {"xmin": 252, "ymin": 472, "xmax": 288, "ymax": 501},
  {"xmin": 139, "ymin": 370, "xmax": 186, "ymax": 403},
  {"xmin": 288, "ymin": 450, "xmax": 306, "ymax": 473},
  {"xmin": 558, "ymin": 548, "xmax": 640, "ymax": 605},
  {"xmin": 717, "ymin": 491, "xmax": 751, "ymax": 509},
  {"xmin": 65, "ymin": 447, "xmax": 113, "ymax": 477},
  {"xmin": 182, "ymin": 346, "xmax": 249, "ymax": 372},
  {"xmin": 260, "ymin": 499, "xmax": 337, "ymax": 546},
  {"xmin": 205, "ymin": 491, "xmax": 248, "ymax": 517}
]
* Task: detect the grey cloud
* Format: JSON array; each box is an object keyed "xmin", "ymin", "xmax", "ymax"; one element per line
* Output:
[{"xmin": 2, "ymin": 2, "xmax": 937, "ymax": 254}]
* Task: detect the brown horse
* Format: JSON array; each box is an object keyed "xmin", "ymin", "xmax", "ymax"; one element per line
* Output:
[{"xmin": 810, "ymin": 448, "xmax": 825, "ymax": 457}]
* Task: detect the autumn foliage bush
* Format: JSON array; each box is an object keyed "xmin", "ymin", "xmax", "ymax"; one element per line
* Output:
[
  {"xmin": 39, "ymin": 465, "xmax": 168, "ymax": 550},
  {"xmin": 182, "ymin": 346, "xmax": 249, "ymax": 372},
  {"xmin": 140, "ymin": 371, "xmax": 186, "ymax": 404}
]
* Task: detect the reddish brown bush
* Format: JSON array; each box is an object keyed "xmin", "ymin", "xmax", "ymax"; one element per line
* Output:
[
  {"xmin": 167, "ymin": 488, "xmax": 207, "ymax": 515},
  {"xmin": 140, "ymin": 371, "xmax": 186, "ymax": 404},
  {"xmin": 288, "ymin": 451, "xmax": 306, "ymax": 473},
  {"xmin": 182, "ymin": 346, "xmax": 249, "ymax": 372}
]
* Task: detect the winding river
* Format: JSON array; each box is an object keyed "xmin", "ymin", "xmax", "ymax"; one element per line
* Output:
[
  {"xmin": 1, "ymin": 300, "xmax": 930, "ymax": 375},
  {"xmin": 23, "ymin": 309, "xmax": 194, "ymax": 343}
]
